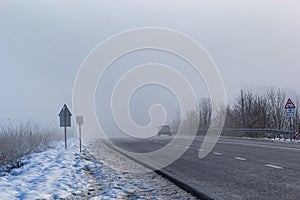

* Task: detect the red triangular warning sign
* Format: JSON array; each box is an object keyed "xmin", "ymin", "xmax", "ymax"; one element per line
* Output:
[{"xmin": 284, "ymin": 98, "xmax": 296, "ymax": 109}]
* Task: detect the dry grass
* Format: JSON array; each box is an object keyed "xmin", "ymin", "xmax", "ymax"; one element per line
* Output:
[{"xmin": 0, "ymin": 122, "xmax": 61, "ymax": 166}]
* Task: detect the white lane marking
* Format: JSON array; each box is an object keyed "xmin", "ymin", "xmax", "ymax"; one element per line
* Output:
[
  {"xmin": 234, "ymin": 157, "xmax": 247, "ymax": 161},
  {"xmin": 194, "ymin": 138, "xmax": 300, "ymax": 151},
  {"xmin": 213, "ymin": 152, "xmax": 222, "ymax": 155},
  {"xmin": 265, "ymin": 164, "xmax": 283, "ymax": 170},
  {"xmin": 160, "ymin": 144, "xmax": 190, "ymax": 149}
]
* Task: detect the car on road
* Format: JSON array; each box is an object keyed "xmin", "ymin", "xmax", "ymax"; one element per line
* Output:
[{"xmin": 158, "ymin": 125, "xmax": 172, "ymax": 136}]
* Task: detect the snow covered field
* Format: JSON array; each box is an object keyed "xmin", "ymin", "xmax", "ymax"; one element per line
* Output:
[{"xmin": 0, "ymin": 138, "xmax": 195, "ymax": 199}]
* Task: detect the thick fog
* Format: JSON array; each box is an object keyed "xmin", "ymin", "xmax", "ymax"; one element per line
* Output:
[{"xmin": 0, "ymin": 0, "xmax": 300, "ymax": 134}]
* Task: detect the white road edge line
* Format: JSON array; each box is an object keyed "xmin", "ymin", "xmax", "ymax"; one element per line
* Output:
[
  {"xmin": 265, "ymin": 164, "xmax": 283, "ymax": 170},
  {"xmin": 213, "ymin": 152, "xmax": 222, "ymax": 155},
  {"xmin": 234, "ymin": 157, "xmax": 247, "ymax": 161}
]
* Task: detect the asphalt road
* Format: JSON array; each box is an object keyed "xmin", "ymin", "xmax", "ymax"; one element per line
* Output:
[{"xmin": 90, "ymin": 136, "xmax": 300, "ymax": 200}]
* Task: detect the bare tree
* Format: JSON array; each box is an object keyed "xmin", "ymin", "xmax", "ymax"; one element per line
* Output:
[
  {"xmin": 197, "ymin": 98, "xmax": 212, "ymax": 130},
  {"xmin": 182, "ymin": 86, "xmax": 300, "ymax": 136},
  {"xmin": 266, "ymin": 87, "xmax": 287, "ymax": 130}
]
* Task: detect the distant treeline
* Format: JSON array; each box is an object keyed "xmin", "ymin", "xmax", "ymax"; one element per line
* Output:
[{"xmin": 173, "ymin": 87, "xmax": 300, "ymax": 133}]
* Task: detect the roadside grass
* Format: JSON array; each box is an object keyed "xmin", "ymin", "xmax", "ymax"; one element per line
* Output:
[{"xmin": 0, "ymin": 122, "xmax": 62, "ymax": 167}]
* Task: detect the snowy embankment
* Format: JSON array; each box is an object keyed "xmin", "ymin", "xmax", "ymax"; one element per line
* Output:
[
  {"xmin": 269, "ymin": 137, "xmax": 300, "ymax": 143},
  {"xmin": 0, "ymin": 138, "xmax": 195, "ymax": 199}
]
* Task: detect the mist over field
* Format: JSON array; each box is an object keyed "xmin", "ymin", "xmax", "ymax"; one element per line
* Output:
[{"xmin": 0, "ymin": 0, "xmax": 299, "ymax": 134}]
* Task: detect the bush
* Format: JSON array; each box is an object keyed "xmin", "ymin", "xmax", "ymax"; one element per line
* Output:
[{"xmin": 0, "ymin": 122, "xmax": 60, "ymax": 166}]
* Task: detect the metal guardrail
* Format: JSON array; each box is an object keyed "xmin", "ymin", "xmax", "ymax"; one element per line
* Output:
[
  {"xmin": 219, "ymin": 128, "xmax": 295, "ymax": 140},
  {"xmin": 172, "ymin": 128, "xmax": 296, "ymax": 140}
]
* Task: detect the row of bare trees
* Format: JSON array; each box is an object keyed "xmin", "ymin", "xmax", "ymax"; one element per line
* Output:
[
  {"xmin": 175, "ymin": 87, "xmax": 300, "ymax": 133},
  {"xmin": 226, "ymin": 88, "xmax": 299, "ymax": 130}
]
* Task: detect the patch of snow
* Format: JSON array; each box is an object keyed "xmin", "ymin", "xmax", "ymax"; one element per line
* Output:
[
  {"xmin": 0, "ymin": 138, "xmax": 196, "ymax": 199},
  {"xmin": 0, "ymin": 139, "xmax": 91, "ymax": 199},
  {"xmin": 263, "ymin": 137, "xmax": 300, "ymax": 143},
  {"xmin": 86, "ymin": 139, "xmax": 196, "ymax": 199}
]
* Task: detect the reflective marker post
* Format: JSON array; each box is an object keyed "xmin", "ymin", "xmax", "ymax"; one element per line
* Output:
[{"xmin": 76, "ymin": 116, "xmax": 84, "ymax": 153}]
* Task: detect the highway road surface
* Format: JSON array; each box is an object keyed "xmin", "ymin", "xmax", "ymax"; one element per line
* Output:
[{"xmin": 89, "ymin": 136, "xmax": 300, "ymax": 200}]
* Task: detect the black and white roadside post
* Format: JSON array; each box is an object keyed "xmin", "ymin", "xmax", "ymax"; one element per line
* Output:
[
  {"xmin": 76, "ymin": 116, "xmax": 84, "ymax": 153},
  {"xmin": 284, "ymin": 98, "xmax": 296, "ymax": 141},
  {"xmin": 59, "ymin": 104, "xmax": 72, "ymax": 149}
]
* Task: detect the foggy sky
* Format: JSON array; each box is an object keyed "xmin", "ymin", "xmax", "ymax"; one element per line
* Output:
[{"xmin": 0, "ymin": 0, "xmax": 300, "ymax": 128}]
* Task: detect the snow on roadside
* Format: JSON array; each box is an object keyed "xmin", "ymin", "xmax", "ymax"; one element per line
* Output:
[
  {"xmin": 86, "ymin": 139, "xmax": 196, "ymax": 200},
  {"xmin": 269, "ymin": 137, "xmax": 300, "ymax": 143},
  {"xmin": 256, "ymin": 137, "xmax": 300, "ymax": 144},
  {"xmin": 0, "ymin": 138, "xmax": 92, "ymax": 199},
  {"xmin": 0, "ymin": 138, "xmax": 196, "ymax": 200}
]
